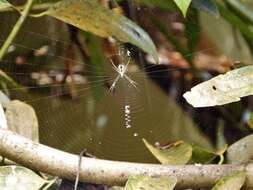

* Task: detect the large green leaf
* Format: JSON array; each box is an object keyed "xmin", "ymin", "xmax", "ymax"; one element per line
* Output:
[
  {"xmin": 45, "ymin": 0, "xmax": 158, "ymax": 63},
  {"xmin": 227, "ymin": 134, "xmax": 253, "ymax": 164},
  {"xmin": 0, "ymin": 165, "xmax": 46, "ymax": 190},
  {"xmin": 173, "ymin": 0, "xmax": 192, "ymax": 17},
  {"xmin": 183, "ymin": 65, "xmax": 253, "ymax": 107},
  {"xmin": 125, "ymin": 175, "xmax": 177, "ymax": 190},
  {"xmin": 0, "ymin": 0, "xmax": 12, "ymax": 10},
  {"xmin": 143, "ymin": 139, "xmax": 192, "ymax": 165},
  {"xmin": 211, "ymin": 171, "xmax": 246, "ymax": 190}
]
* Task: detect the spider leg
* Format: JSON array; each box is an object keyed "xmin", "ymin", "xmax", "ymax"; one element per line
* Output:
[
  {"xmin": 110, "ymin": 59, "xmax": 119, "ymax": 73},
  {"xmin": 109, "ymin": 74, "xmax": 120, "ymax": 92},
  {"xmin": 124, "ymin": 74, "xmax": 138, "ymax": 90}
]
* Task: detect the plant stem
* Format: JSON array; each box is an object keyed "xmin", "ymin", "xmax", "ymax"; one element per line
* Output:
[
  {"xmin": 0, "ymin": 3, "xmax": 50, "ymax": 13},
  {"xmin": 0, "ymin": 0, "xmax": 34, "ymax": 61}
]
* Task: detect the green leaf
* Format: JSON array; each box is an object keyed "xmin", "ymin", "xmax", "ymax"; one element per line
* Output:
[
  {"xmin": 184, "ymin": 8, "xmax": 200, "ymax": 62},
  {"xmin": 191, "ymin": 144, "xmax": 227, "ymax": 164},
  {"xmin": 191, "ymin": 145, "xmax": 217, "ymax": 164},
  {"xmin": 173, "ymin": 0, "xmax": 192, "ymax": 17},
  {"xmin": 125, "ymin": 175, "xmax": 177, "ymax": 190},
  {"xmin": 143, "ymin": 139, "xmax": 192, "ymax": 165},
  {"xmin": 192, "ymin": 0, "xmax": 219, "ymax": 16},
  {"xmin": 211, "ymin": 171, "xmax": 246, "ymax": 190},
  {"xmin": 183, "ymin": 65, "xmax": 253, "ymax": 107},
  {"xmin": 45, "ymin": 0, "xmax": 158, "ymax": 63},
  {"xmin": 0, "ymin": 165, "xmax": 46, "ymax": 190},
  {"xmin": 227, "ymin": 134, "xmax": 253, "ymax": 164},
  {"xmin": 0, "ymin": 0, "xmax": 12, "ymax": 10}
]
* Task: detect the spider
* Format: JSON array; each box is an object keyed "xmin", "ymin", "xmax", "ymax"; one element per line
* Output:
[{"xmin": 109, "ymin": 58, "xmax": 138, "ymax": 92}]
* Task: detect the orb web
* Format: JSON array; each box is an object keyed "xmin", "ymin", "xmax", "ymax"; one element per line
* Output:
[{"xmin": 0, "ymin": 12, "xmax": 225, "ymax": 162}]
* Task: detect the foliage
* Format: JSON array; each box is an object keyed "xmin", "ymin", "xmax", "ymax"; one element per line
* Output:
[
  {"xmin": 143, "ymin": 139, "xmax": 192, "ymax": 165},
  {"xmin": 0, "ymin": 0, "xmax": 253, "ymax": 189},
  {"xmin": 125, "ymin": 175, "xmax": 177, "ymax": 190},
  {"xmin": 183, "ymin": 65, "xmax": 253, "ymax": 107},
  {"xmin": 0, "ymin": 165, "xmax": 49, "ymax": 190},
  {"xmin": 211, "ymin": 171, "xmax": 246, "ymax": 190}
]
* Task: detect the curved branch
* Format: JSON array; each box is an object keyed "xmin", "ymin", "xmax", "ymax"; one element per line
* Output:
[{"xmin": 0, "ymin": 129, "xmax": 252, "ymax": 189}]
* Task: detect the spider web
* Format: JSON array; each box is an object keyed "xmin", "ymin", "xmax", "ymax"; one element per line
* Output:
[{"xmin": 0, "ymin": 9, "xmax": 238, "ymax": 163}]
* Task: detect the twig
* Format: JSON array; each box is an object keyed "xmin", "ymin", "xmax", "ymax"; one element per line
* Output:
[
  {"xmin": 0, "ymin": 129, "xmax": 253, "ymax": 189},
  {"xmin": 0, "ymin": 3, "xmax": 51, "ymax": 13},
  {"xmin": 74, "ymin": 149, "xmax": 86, "ymax": 190},
  {"xmin": 0, "ymin": 0, "xmax": 34, "ymax": 61}
]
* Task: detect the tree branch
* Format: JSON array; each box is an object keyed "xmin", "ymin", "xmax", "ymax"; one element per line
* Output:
[{"xmin": 0, "ymin": 129, "xmax": 252, "ymax": 189}]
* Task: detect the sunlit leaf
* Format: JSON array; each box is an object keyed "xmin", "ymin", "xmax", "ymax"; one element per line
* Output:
[
  {"xmin": 0, "ymin": 165, "xmax": 46, "ymax": 190},
  {"xmin": 143, "ymin": 139, "xmax": 192, "ymax": 165},
  {"xmin": 192, "ymin": 0, "xmax": 219, "ymax": 16},
  {"xmin": 173, "ymin": 0, "xmax": 192, "ymax": 17},
  {"xmin": 45, "ymin": 0, "xmax": 158, "ymax": 63},
  {"xmin": 5, "ymin": 100, "xmax": 39, "ymax": 142},
  {"xmin": 0, "ymin": 0, "xmax": 12, "ymax": 10},
  {"xmin": 125, "ymin": 175, "xmax": 177, "ymax": 190},
  {"xmin": 211, "ymin": 171, "xmax": 246, "ymax": 190},
  {"xmin": 108, "ymin": 186, "xmax": 124, "ymax": 190},
  {"xmin": 183, "ymin": 65, "xmax": 253, "ymax": 107},
  {"xmin": 0, "ymin": 103, "xmax": 7, "ymax": 129},
  {"xmin": 0, "ymin": 91, "xmax": 10, "ymax": 107},
  {"xmin": 227, "ymin": 134, "xmax": 253, "ymax": 164}
]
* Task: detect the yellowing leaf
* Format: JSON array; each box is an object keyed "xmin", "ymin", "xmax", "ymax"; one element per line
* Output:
[
  {"xmin": 143, "ymin": 139, "xmax": 192, "ymax": 165},
  {"xmin": 174, "ymin": 0, "xmax": 192, "ymax": 17},
  {"xmin": 125, "ymin": 175, "xmax": 177, "ymax": 190},
  {"xmin": 211, "ymin": 171, "xmax": 246, "ymax": 190},
  {"xmin": 183, "ymin": 65, "xmax": 253, "ymax": 107},
  {"xmin": 45, "ymin": 0, "xmax": 158, "ymax": 63}
]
